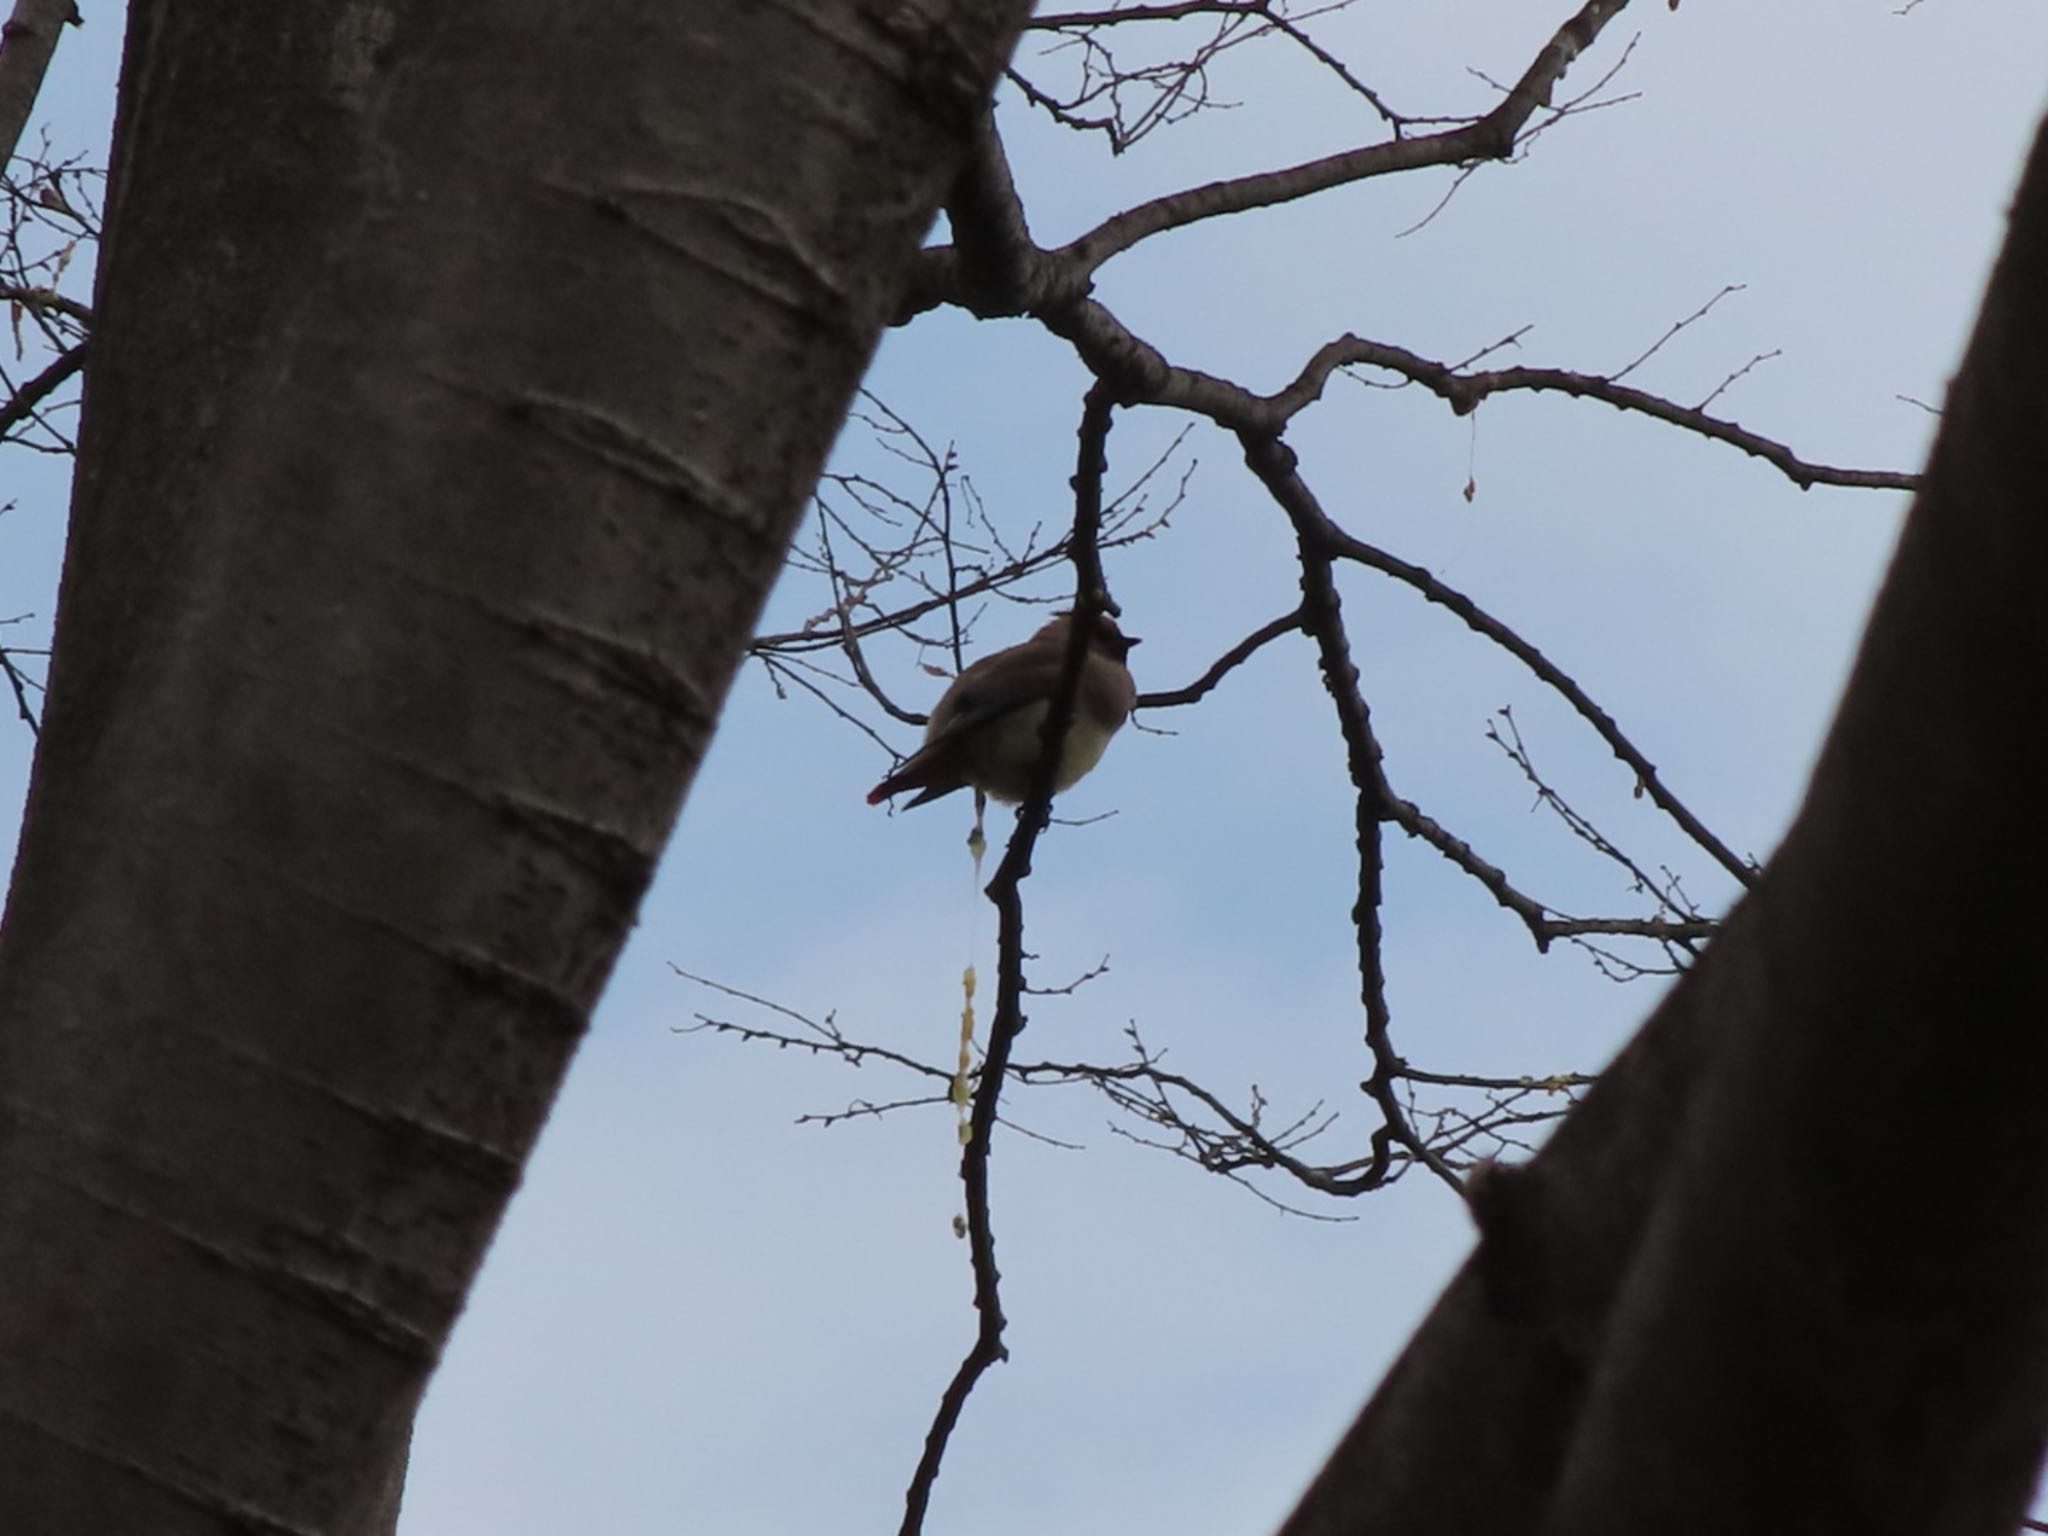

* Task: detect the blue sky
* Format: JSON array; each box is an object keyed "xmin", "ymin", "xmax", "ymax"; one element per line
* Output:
[{"xmin": 6, "ymin": 5, "xmax": 2048, "ymax": 1532}]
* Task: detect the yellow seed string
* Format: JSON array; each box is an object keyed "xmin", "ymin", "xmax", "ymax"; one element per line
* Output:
[
  {"xmin": 953, "ymin": 797, "xmax": 989, "ymax": 1184},
  {"xmin": 954, "ymin": 964, "xmax": 976, "ymax": 1147}
]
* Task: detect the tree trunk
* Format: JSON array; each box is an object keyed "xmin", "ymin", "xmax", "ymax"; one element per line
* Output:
[
  {"xmin": 0, "ymin": 3, "xmax": 1028, "ymax": 1532},
  {"xmin": 0, "ymin": 0, "xmax": 76, "ymax": 167},
  {"xmin": 1280, "ymin": 111, "xmax": 2048, "ymax": 1536}
]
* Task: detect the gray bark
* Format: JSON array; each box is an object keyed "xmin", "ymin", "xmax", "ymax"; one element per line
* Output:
[
  {"xmin": 0, "ymin": 0, "xmax": 76, "ymax": 168},
  {"xmin": 1279, "ymin": 110, "xmax": 2048, "ymax": 1536},
  {"xmin": 0, "ymin": 3, "xmax": 1028, "ymax": 1532}
]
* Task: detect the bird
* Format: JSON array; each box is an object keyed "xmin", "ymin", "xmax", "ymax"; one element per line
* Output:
[{"xmin": 867, "ymin": 612, "xmax": 1139, "ymax": 809}]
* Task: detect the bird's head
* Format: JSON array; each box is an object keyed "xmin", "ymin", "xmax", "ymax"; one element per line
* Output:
[{"xmin": 1037, "ymin": 610, "xmax": 1140, "ymax": 659}]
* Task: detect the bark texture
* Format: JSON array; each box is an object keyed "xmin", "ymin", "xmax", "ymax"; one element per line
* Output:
[
  {"xmin": 0, "ymin": 0, "xmax": 76, "ymax": 167},
  {"xmin": 1280, "ymin": 111, "xmax": 2048, "ymax": 1536},
  {"xmin": 0, "ymin": 2, "xmax": 1028, "ymax": 1531}
]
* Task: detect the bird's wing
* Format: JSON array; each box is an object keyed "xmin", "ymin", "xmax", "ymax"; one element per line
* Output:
[{"xmin": 923, "ymin": 649, "xmax": 1065, "ymax": 743}]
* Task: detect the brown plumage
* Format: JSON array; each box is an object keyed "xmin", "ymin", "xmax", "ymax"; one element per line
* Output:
[{"xmin": 867, "ymin": 613, "xmax": 1139, "ymax": 808}]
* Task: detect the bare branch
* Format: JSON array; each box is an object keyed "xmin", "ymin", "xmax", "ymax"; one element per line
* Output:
[
  {"xmin": 1695, "ymin": 348, "xmax": 1780, "ymax": 414},
  {"xmin": 0, "ymin": 628, "xmax": 39, "ymax": 735},
  {"xmin": 685, "ymin": 965, "xmax": 1585, "ymax": 1208},
  {"xmin": 0, "ymin": 278, "xmax": 89, "ymax": 324},
  {"xmin": 1487, "ymin": 706, "xmax": 1716, "ymax": 939},
  {"xmin": 1031, "ymin": 0, "xmax": 1286, "ymax": 26},
  {"xmin": 1342, "ymin": 334, "xmax": 1918, "ymax": 491},
  {"xmin": 898, "ymin": 383, "xmax": 1124, "ymax": 1536},
  {"xmin": 1320, "ymin": 522, "xmax": 1755, "ymax": 886},
  {"xmin": 1609, "ymin": 282, "xmax": 1744, "ymax": 385},
  {"xmin": 755, "ymin": 652, "xmax": 904, "ymax": 757},
  {"xmin": 1382, "ymin": 782, "xmax": 1718, "ymax": 952},
  {"xmin": 1053, "ymin": 0, "xmax": 1634, "ymax": 271},
  {"xmin": 1136, "ymin": 606, "xmax": 1302, "ymax": 708},
  {"xmin": 0, "ymin": 334, "xmax": 80, "ymax": 439},
  {"xmin": 1239, "ymin": 431, "xmax": 1465, "ymax": 1197},
  {"xmin": 1041, "ymin": 304, "xmax": 1910, "ymax": 495}
]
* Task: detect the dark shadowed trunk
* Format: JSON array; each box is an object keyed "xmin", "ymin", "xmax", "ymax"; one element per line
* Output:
[
  {"xmin": 0, "ymin": 3, "xmax": 1029, "ymax": 1531},
  {"xmin": 1280, "ymin": 112, "xmax": 2048, "ymax": 1536}
]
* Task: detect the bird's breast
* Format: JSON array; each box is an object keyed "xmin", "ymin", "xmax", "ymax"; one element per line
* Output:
[{"xmin": 969, "ymin": 701, "xmax": 1117, "ymax": 803}]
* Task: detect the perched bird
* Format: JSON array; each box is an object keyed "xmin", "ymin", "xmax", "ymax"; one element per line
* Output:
[{"xmin": 867, "ymin": 613, "xmax": 1139, "ymax": 808}]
